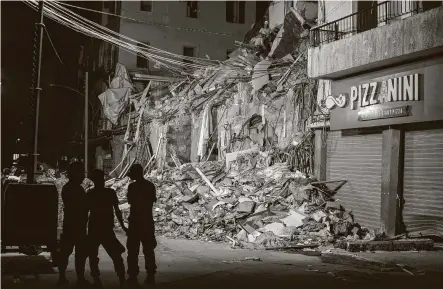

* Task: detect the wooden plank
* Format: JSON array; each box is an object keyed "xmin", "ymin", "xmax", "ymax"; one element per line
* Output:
[
  {"xmin": 206, "ymin": 143, "xmax": 216, "ymax": 161},
  {"xmin": 192, "ymin": 166, "xmax": 220, "ymax": 197},
  {"xmin": 381, "ymin": 128, "xmax": 403, "ymax": 237}
]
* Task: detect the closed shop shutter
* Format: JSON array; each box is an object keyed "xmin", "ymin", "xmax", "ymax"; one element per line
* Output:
[
  {"xmin": 403, "ymin": 129, "xmax": 443, "ymax": 237},
  {"xmin": 327, "ymin": 130, "xmax": 382, "ymax": 229}
]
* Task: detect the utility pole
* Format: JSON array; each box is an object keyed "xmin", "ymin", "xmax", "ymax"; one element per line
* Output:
[
  {"xmin": 28, "ymin": 0, "xmax": 45, "ymax": 184},
  {"xmin": 84, "ymin": 71, "xmax": 89, "ymax": 176}
]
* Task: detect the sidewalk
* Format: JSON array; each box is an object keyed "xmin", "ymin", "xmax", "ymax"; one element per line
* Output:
[{"xmin": 321, "ymin": 246, "xmax": 443, "ymax": 275}]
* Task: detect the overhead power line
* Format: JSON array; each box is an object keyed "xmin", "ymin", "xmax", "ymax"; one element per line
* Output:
[
  {"xmin": 22, "ymin": 0, "xmax": 302, "ymax": 79},
  {"xmin": 57, "ymin": 1, "xmax": 234, "ymax": 37},
  {"xmin": 23, "ymin": 0, "xmax": 219, "ymax": 76}
]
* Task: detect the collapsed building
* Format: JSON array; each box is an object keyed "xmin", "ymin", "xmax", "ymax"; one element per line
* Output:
[
  {"xmin": 52, "ymin": 1, "xmax": 442, "ymax": 251},
  {"xmin": 66, "ymin": 3, "xmax": 373, "ymax": 250}
]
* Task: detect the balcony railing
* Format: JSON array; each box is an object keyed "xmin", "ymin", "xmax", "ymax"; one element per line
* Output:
[{"xmin": 310, "ymin": 1, "xmax": 423, "ymax": 47}]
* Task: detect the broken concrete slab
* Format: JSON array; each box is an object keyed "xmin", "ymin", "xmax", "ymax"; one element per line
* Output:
[
  {"xmin": 206, "ymin": 199, "xmax": 219, "ymax": 211},
  {"xmin": 312, "ymin": 210, "xmax": 327, "ymax": 222},
  {"xmin": 251, "ymin": 60, "xmax": 271, "ymax": 92},
  {"xmin": 181, "ymin": 193, "xmax": 199, "ymax": 204},
  {"xmin": 335, "ymin": 239, "xmax": 435, "ymax": 252},
  {"xmin": 262, "ymin": 222, "xmax": 290, "ymax": 237},
  {"xmin": 247, "ymin": 230, "xmax": 262, "ymax": 243},
  {"xmin": 237, "ymin": 201, "xmax": 256, "ymax": 214},
  {"xmin": 221, "ymin": 178, "xmax": 233, "ymax": 186},
  {"xmin": 280, "ymin": 209, "xmax": 305, "ymax": 227},
  {"xmin": 268, "ymin": 8, "xmax": 304, "ymax": 59},
  {"xmin": 236, "ymin": 229, "xmax": 248, "ymax": 242},
  {"xmin": 238, "ymin": 197, "xmax": 253, "ymax": 203},
  {"xmin": 196, "ymin": 185, "xmax": 211, "ymax": 195},
  {"xmin": 225, "ymin": 147, "xmax": 260, "ymax": 168}
]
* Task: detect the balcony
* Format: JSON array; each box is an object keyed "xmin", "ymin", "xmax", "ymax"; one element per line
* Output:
[{"xmin": 308, "ymin": 1, "xmax": 443, "ymax": 79}]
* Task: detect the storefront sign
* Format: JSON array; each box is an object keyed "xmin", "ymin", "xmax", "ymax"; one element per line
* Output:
[
  {"xmin": 358, "ymin": 105, "xmax": 410, "ymax": 121},
  {"xmin": 328, "ymin": 59, "xmax": 443, "ymax": 130},
  {"xmin": 324, "ymin": 74, "xmax": 420, "ymax": 111}
]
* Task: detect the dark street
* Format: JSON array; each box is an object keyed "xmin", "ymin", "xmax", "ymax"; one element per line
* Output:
[{"xmin": 2, "ymin": 233, "xmax": 443, "ymax": 289}]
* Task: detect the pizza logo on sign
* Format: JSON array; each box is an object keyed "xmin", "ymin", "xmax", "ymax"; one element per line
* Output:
[{"xmin": 323, "ymin": 93, "xmax": 349, "ymax": 110}]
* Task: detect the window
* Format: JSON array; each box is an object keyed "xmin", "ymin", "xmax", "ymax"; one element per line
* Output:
[
  {"xmin": 226, "ymin": 1, "xmax": 245, "ymax": 24},
  {"xmin": 140, "ymin": 1, "xmax": 152, "ymax": 12},
  {"xmin": 136, "ymin": 43, "xmax": 149, "ymax": 68},
  {"xmin": 357, "ymin": 1, "xmax": 377, "ymax": 33},
  {"xmin": 186, "ymin": 1, "xmax": 198, "ymax": 18},
  {"xmin": 183, "ymin": 46, "xmax": 196, "ymax": 64}
]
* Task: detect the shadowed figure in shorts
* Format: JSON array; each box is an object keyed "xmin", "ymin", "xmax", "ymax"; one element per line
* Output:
[
  {"xmin": 126, "ymin": 164, "xmax": 157, "ymax": 287},
  {"xmin": 57, "ymin": 161, "xmax": 90, "ymax": 288},
  {"xmin": 88, "ymin": 169, "xmax": 127, "ymax": 289}
]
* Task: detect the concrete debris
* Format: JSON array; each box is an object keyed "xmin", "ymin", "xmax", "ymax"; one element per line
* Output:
[
  {"xmin": 281, "ymin": 210, "xmax": 305, "ymax": 227},
  {"xmin": 251, "ymin": 60, "xmax": 271, "ymax": 92},
  {"xmin": 94, "ymin": 154, "xmax": 373, "ymax": 251},
  {"xmin": 335, "ymin": 239, "xmax": 435, "ymax": 252},
  {"xmin": 223, "ymin": 256, "xmax": 263, "ymax": 263},
  {"xmin": 34, "ymin": 5, "xmax": 421, "ymax": 253},
  {"xmin": 237, "ymin": 201, "xmax": 256, "ymax": 213}
]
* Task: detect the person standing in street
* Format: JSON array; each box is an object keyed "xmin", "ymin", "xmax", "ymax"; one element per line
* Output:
[
  {"xmin": 126, "ymin": 164, "xmax": 157, "ymax": 287},
  {"xmin": 57, "ymin": 161, "xmax": 90, "ymax": 288},
  {"xmin": 87, "ymin": 169, "xmax": 127, "ymax": 289}
]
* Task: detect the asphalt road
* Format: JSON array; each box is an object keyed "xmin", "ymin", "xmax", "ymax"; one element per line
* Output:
[{"xmin": 2, "ymin": 232, "xmax": 443, "ymax": 289}]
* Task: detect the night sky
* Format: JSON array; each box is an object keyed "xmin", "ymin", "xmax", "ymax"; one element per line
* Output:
[{"xmin": 1, "ymin": 1, "xmax": 96, "ymax": 167}]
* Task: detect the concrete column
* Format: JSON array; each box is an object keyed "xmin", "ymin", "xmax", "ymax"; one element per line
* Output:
[{"xmin": 381, "ymin": 128, "xmax": 404, "ymax": 237}]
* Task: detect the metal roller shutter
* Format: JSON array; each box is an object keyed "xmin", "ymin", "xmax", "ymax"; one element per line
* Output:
[
  {"xmin": 403, "ymin": 129, "xmax": 443, "ymax": 237},
  {"xmin": 327, "ymin": 130, "xmax": 382, "ymax": 229}
]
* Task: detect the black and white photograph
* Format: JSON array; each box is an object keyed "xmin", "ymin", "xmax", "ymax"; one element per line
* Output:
[{"xmin": 1, "ymin": 0, "xmax": 443, "ymax": 288}]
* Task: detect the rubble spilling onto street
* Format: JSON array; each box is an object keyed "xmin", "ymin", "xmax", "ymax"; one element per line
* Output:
[
  {"xmin": 106, "ymin": 150, "xmax": 375, "ymax": 250},
  {"xmin": 49, "ymin": 8, "xmax": 371, "ymax": 249}
]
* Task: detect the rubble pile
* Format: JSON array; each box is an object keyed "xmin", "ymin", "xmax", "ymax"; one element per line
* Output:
[{"xmin": 109, "ymin": 154, "xmax": 370, "ymax": 250}]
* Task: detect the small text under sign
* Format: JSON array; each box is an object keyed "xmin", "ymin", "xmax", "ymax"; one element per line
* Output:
[{"xmin": 358, "ymin": 106, "xmax": 410, "ymax": 121}]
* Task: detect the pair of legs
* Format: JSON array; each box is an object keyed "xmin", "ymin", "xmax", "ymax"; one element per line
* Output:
[
  {"xmin": 57, "ymin": 233, "xmax": 88, "ymax": 286},
  {"xmin": 126, "ymin": 227, "xmax": 157, "ymax": 282},
  {"xmin": 89, "ymin": 231, "xmax": 126, "ymax": 287}
]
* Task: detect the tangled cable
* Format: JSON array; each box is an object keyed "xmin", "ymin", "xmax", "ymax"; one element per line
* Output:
[{"xmin": 23, "ymin": 0, "xmax": 220, "ymax": 76}]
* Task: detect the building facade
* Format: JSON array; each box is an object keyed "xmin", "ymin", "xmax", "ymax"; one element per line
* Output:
[
  {"xmin": 97, "ymin": 1, "xmax": 256, "ymax": 75},
  {"xmin": 309, "ymin": 1, "xmax": 443, "ymax": 237}
]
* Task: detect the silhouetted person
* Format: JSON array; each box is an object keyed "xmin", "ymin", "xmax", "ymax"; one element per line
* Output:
[
  {"xmin": 88, "ymin": 169, "xmax": 127, "ymax": 289},
  {"xmin": 126, "ymin": 164, "xmax": 157, "ymax": 287},
  {"xmin": 57, "ymin": 161, "xmax": 90, "ymax": 288}
]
